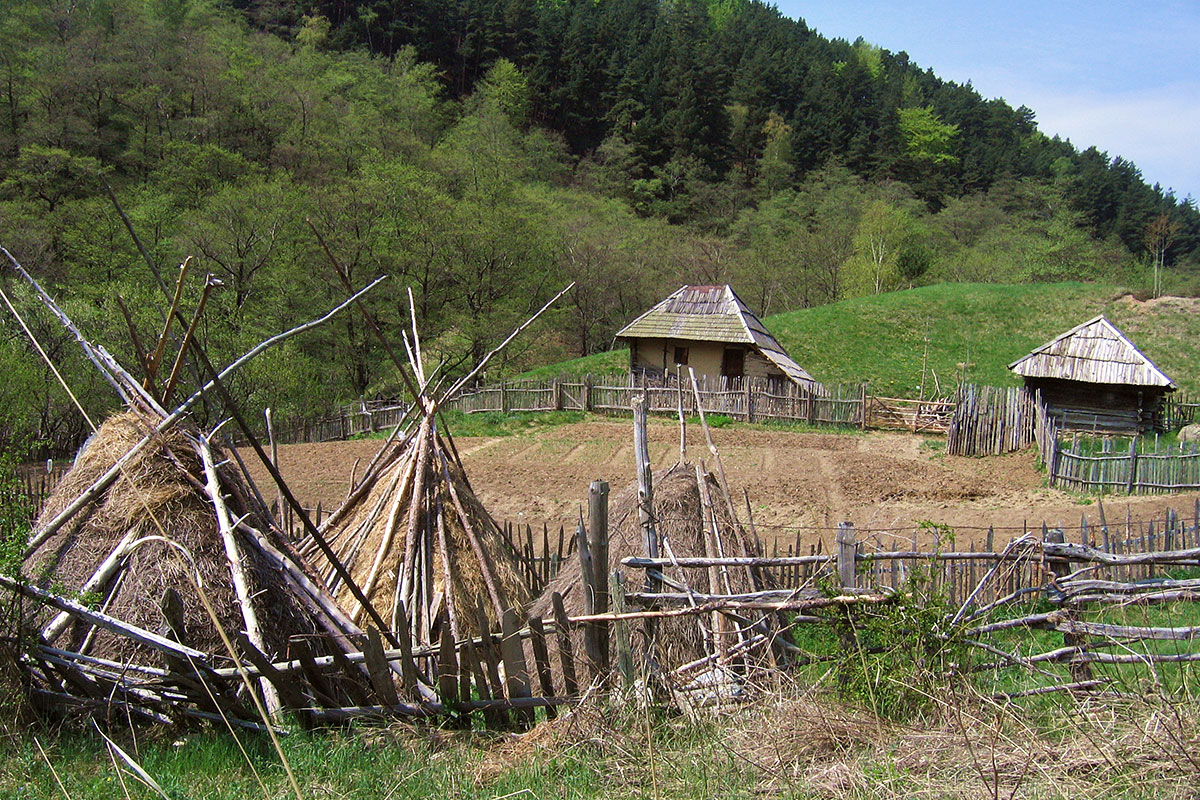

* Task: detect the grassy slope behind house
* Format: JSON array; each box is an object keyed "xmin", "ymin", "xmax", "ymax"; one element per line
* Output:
[{"xmin": 520, "ymin": 283, "xmax": 1200, "ymax": 397}]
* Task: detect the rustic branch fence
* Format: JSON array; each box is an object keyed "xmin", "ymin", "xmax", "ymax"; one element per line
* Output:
[
  {"xmin": 946, "ymin": 384, "xmax": 1040, "ymax": 456},
  {"xmin": 1049, "ymin": 433, "xmax": 1200, "ymax": 494},
  {"xmin": 495, "ymin": 501, "xmax": 1200, "ymax": 613},
  {"xmin": 249, "ymin": 375, "xmax": 971, "ymax": 447},
  {"xmin": 10, "ymin": 479, "xmax": 1200, "ymax": 731}
]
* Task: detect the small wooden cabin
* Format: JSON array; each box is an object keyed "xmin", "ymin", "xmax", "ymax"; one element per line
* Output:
[
  {"xmin": 1008, "ymin": 315, "xmax": 1176, "ymax": 433},
  {"xmin": 615, "ymin": 284, "xmax": 820, "ymax": 391}
]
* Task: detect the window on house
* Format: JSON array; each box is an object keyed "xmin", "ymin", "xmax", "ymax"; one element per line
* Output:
[{"xmin": 673, "ymin": 346, "xmax": 689, "ymax": 365}]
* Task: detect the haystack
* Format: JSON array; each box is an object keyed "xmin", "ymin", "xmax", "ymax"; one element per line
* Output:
[
  {"xmin": 305, "ymin": 414, "xmax": 530, "ymax": 644},
  {"xmin": 530, "ymin": 462, "xmax": 769, "ymax": 667},
  {"xmin": 26, "ymin": 412, "xmax": 319, "ymax": 667},
  {"xmin": 4, "ymin": 246, "xmax": 395, "ymax": 725}
]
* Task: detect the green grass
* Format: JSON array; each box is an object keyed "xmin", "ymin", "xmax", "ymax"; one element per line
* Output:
[
  {"xmin": 516, "ymin": 350, "xmax": 626, "ymax": 380},
  {"xmin": 2, "ymin": 727, "xmax": 480, "ymax": 799},
  {"xmin": 772, "ymin": 282, "xmax": 1116, "ymax": 396},
  {"xmin": 355, "ymin": 410, "xmax": 593, "ymax": 439},
  {"xmin": 0, "ymin": 712, "xmax": 759, "ymax": 800},
  {"xmin": 6, "ymin": 590, "xmax": 1200, "ymax": 800},
  {"xmin": 771, "ymin": 282, "xmax": 1200, "ymax": 396},
  {"xmin": 518, "ymin": 283, "xmax": 1200, "ymax": 397}
]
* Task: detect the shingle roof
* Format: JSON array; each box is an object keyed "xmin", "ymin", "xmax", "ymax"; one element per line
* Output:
[
  {"xmin": 616, "ymin": 285, "xmax": 819, "ymax": 388},
  {"xmin": 1008, "ymin": 315, "xmax": 1176, "ymax": 389}
]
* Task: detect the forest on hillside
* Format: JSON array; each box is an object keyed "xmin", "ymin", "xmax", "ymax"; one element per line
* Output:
[{"xmin": 0, "ymin": 0, "xmax": 1197, "ymax": 458}]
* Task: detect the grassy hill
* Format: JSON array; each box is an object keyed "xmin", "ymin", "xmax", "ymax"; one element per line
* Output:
[{"xmin": 521, "ymin": 283, "xmax": 1200, "ymax": 397}]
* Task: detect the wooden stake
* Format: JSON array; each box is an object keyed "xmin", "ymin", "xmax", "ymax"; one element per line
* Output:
[
  {"xmin": 551, "ymin": 592, "xmax": 578, "ymax": 697},
  {"xmin": 528, "ymin": 616, "xmax": 557, "ymax": 718},
  {"xmin": 500, "ymin": 608, "xmax": 534, "ymax": 725},
  {"xmin": 363, "ymin": 627, "xmax": 400, "ymax": 707},
  {"xmin": 199, "ymin": 438, "xmax": 281, "ymax": 716}
]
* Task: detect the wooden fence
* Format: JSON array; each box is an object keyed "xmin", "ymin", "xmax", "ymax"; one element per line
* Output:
[
  {"xmin": 228, "ymin": 374, "xmax": 998, "ymax": 449},
  {"xmin": 766, "ymin": 503, "xmax": 1200, "ymax": 608},
  {"xmin": 622, "ymin": 509, "xmax": 1200, "ymax": 699},
  {"xmin": 946, "ymin": 385, "xmax": 1040, "ymax": 456},
  {"xmin": 257, "ymin": 402, "xmax": 412, "ymax": 446},
  {"xmin": 866, "ymin": 396, "xmax": 955, "ymax": 433},
  {"xmin": 1163, "ymin": 391, "xmax": 1200, "ymax": 429},
  {"xmin": 1049, "ymin": 434, "xmax": 1200, "ymax": 494},
  {"xmin": 10, "ymin": 484, "xmax": 1200, "ymax": 731},
  {"xmin": 446, "ymin": 374, "xmax": 870, "ymax": 428},
  {"xmin": 9, "ymin": 467, "xmax": 66, "ymax": 525},
  {"xmin": 491, "ymin": 501, "xmax": 1200, "ymax": 614}
]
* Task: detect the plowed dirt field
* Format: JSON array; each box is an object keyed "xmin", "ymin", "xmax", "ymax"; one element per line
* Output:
[{"xmin": 243, "ymin": 419, "xmax": 1200, "ymax": 551}]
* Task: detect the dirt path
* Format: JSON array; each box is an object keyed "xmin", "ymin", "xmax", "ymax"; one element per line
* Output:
[
  {"xmin": 242, "ymin": 419, "xmax": 1200, "ymax": 551},
  {"xmin": 814, "ymin": 450, "xmax": 846, "ymax": 528}
]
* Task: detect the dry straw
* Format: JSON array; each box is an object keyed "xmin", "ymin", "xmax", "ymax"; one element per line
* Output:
[
  {"xmin": 310, "ymin": 417, "xmax": 530, "ymax": 642},
  {"xmin": 26, "ymin": 412, "xmax": 319, "ymax": 666},
  {"xmin": 531, "ymin": 462, "xmax": 769, "ymax": 668}
]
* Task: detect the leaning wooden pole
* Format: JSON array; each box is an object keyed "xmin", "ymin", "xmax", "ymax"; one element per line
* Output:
[
  {"xmin": 687, "ymin": 367, "xmax": 741, "ymax": 527},
  {"xmin": 676, "ymin": 365, "xmax": 687, "ymax": 464},
  {"xmin": 695, "ymin": 463, "xmax": 732, "ymax": 659},
  {"xmin": 40, "ymin": 530, "xmax": 139, "ymax": 644},
  {"xmin": 438, "ymin": 450, "xmax": 509, "ymax": 624},
  {"xmin": 199, "ymin": 437, "xmax": 282, "ymax": 717},
  {"xmin": 633, "ymin": 397, "xmax": 661, "ymax": 594},
  {"xmin": 23, "ymin": 277, "xmax": 385, "ymax": 557},
  {"xmin": 398, "ymin": 419, "xmax": 434, "ymax": 636}
]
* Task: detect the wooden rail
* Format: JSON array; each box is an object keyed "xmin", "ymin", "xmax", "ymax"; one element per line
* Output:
[
  {"xmin": 10, "ymin": 492, "xmax": 1200, "ymax": 729},
  {"xmin": 1049, "ymin": 433, "xmax": 1200, "ymax": 494}
]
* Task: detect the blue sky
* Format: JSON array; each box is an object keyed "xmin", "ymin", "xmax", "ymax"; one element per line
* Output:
[{"xmin": 773, "ymin": 1, "xmax": 1200, "ymax": 202}]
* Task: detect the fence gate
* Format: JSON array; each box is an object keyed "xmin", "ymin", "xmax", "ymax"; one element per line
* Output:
[
  {"xmin": 559, "ymin": 382, "xmax": 587, "ymax": 411},
  {"xmin": 868, "ymin": 396, "xmax": 955, "ymax": 433}
]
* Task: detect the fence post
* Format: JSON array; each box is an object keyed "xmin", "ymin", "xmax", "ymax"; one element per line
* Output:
[
  {"xmin": 589, "ymin": 479, "xmax": 610, "ymax": 672},
  {"xmin": 859, "ymin": 383, "xmax": 868, "ymax": 429},
  {"xmin": 836, "ymin": 521, "xmax": 857, "ymax": 590},
  {"xmin": 552, "ymin": 377, "xmax": 562, "ymax": 411},
  {"xmin": 744, "ymin": 379, "xmax": 753, "ymax": 423},
  {"xmin": 1043, "ymin": 527, "xmax": 1091, "ymax": 681},
  {"xmin": 1118, "ymin": 438, "xmax": 1137, "ymax": 494},
  {"xmin": 575, "ymin": 516, "xmax": 603, "ymax": 681},
  {"xmin": 584, "ymin": 374, "xmax": 593, "ymax": 412},
  {"xmin": 500, "ymin": 383, "xmax": 508, "ymax": 414},
  {"xmin": 835, "ymin": 521, "xmax": 858, "ymax": 688},
  {"xmin": 610, "ymin": 569, "xmax": 633, "ymax": 686}
]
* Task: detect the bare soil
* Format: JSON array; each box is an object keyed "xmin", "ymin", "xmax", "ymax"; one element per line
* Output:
[{"xmin": 244, "ymin": 419, "xmax": 1200, "ymax": 551}]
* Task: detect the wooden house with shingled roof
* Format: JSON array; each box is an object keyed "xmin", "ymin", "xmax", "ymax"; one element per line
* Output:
[
  {"xmin": 616, "ymin": 284, "xmax": 820, "ymax": 391},
  {"xmin": 1008, "ymin": 315, "xmax": 1176, "ymax": 433}
]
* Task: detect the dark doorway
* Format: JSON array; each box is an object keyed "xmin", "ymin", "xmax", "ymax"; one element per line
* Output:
[{"xmin": 721, "ymin": 347, "xmax": 745, "ymax": 379}]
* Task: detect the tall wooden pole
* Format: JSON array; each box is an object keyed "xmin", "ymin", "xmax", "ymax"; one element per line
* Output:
[
  {"xmin": 589, "ymin": 480, "xmax": 610, "ymax": 672},
  {"xmin": 633, "ymin": 397, "xmax": 660, "ymax": 592}
]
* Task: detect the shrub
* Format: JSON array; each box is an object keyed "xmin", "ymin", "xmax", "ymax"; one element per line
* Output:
[{"xmin": 0, "ymin": 456, "xmax": 35, "ymax": 740}]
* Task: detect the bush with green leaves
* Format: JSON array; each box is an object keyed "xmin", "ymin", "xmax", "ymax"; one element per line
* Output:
[
  {"xmin": 833, "ymin": 569, "xmax": 966, "ymax": 720},
  {"xmin": 0, "ymin": 456, "xmax": 34, "ymax": 739}
]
